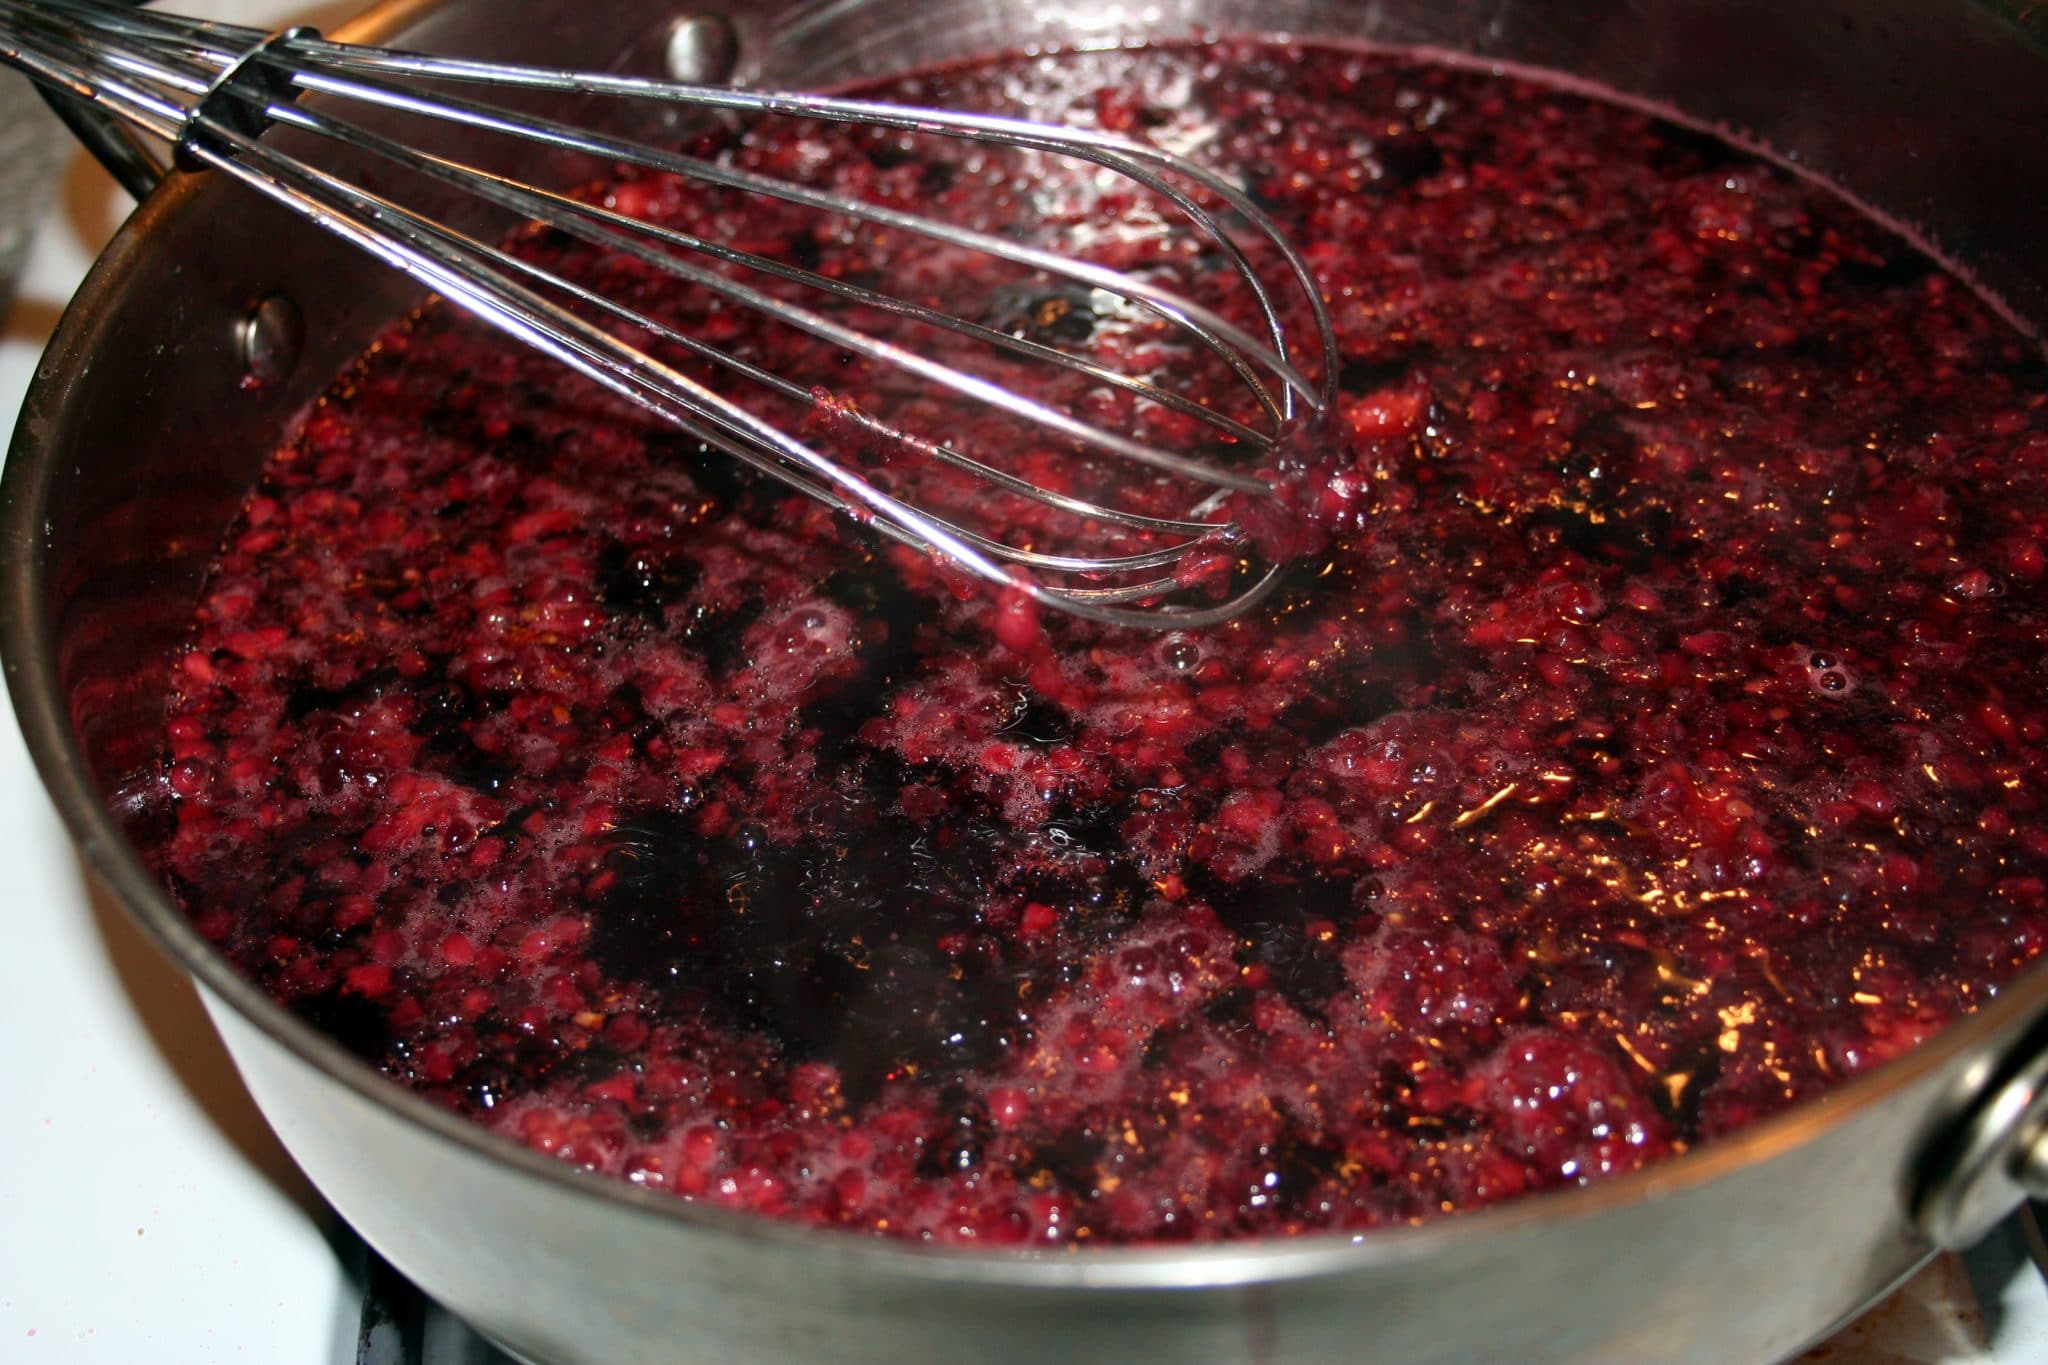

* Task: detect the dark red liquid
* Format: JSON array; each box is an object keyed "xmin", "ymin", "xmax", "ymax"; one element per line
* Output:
[{"xmin": 154, "ymin": 41, "xmax": 2048, "ymax": 1245}]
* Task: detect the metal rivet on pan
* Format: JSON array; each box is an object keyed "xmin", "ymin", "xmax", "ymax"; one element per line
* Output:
[
  {"xmin": 238, "ymin": 294, "xmax": 304, "ymax": 386},
  {"xmin": 664, "ymin": 15, "xmax": 738, "ymax": 84}
]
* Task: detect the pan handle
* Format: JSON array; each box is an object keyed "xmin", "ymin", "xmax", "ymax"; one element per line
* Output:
[
  {"xmin": 1913, "ymin": 1012, "xmax": 2048, "ymax": 1248},
  {"xmin": 25, "ymin": 0, "xmax": 171, "ymax": 199},
  {"xmin": 38, "ymin": 84, "xmax": 172, "ymax": 200}
]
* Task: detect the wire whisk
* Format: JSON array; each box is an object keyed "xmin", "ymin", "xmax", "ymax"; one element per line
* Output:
[{"xmin": 0, "ymin": 0, "xmax": 1335, "ymax": 627}]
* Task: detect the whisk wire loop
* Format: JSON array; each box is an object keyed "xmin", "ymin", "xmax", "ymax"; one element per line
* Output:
[{"xmin": 0, "ymin": 0, "xmax": 1335, "ymax": 628}]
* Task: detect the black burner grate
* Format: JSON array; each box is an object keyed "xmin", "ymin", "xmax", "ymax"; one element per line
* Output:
[{"xmin": 350, "ymin": 1232, "xmax": 513, "ymax": 1365}]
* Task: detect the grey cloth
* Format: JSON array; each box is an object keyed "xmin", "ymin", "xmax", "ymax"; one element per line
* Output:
[{"xmin": 0, "ymin": 78, "xmax": 71, "ymax": 310}]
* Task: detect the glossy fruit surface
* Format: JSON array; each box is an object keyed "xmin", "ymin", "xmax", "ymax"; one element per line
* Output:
[{"xmin": 153, "ymin": 40, "xmax": 2048, "ymax": 1245}]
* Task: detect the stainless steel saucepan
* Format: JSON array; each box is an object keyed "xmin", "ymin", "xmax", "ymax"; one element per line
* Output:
[{"xmin": 5, "ymin": 0, "xmax": 2048, "ymax": 1360}]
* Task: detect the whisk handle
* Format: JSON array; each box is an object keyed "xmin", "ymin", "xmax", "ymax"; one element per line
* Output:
[{"xmin": 7, "ymin": 0, "xmax": 307, "ymax": 196}]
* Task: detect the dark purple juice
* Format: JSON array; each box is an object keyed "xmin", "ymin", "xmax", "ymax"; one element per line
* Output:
[{"xmin": 155, "ymin": 40, "xmax": 2048, "ymax": 1245}]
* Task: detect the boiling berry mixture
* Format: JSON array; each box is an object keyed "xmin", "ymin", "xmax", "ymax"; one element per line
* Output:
[{"xmin": 154, "ymin": 42, "xmax": 2048, "ymax": 1244}]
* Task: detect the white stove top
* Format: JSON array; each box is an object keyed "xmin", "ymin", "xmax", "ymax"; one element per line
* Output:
[
  {"xmin": 0, "ymin": 5, "xmax": 2045, "ymax": 1361},
  {"xmin": 0, "ymin": 10, "xmax": 364, "ymax": 1358}
]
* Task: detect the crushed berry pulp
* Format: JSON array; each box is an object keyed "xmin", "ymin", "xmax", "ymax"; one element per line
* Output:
[{"xmin": 153, "ymin": 40, "xmax": 2048, "ymax": 1245}]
